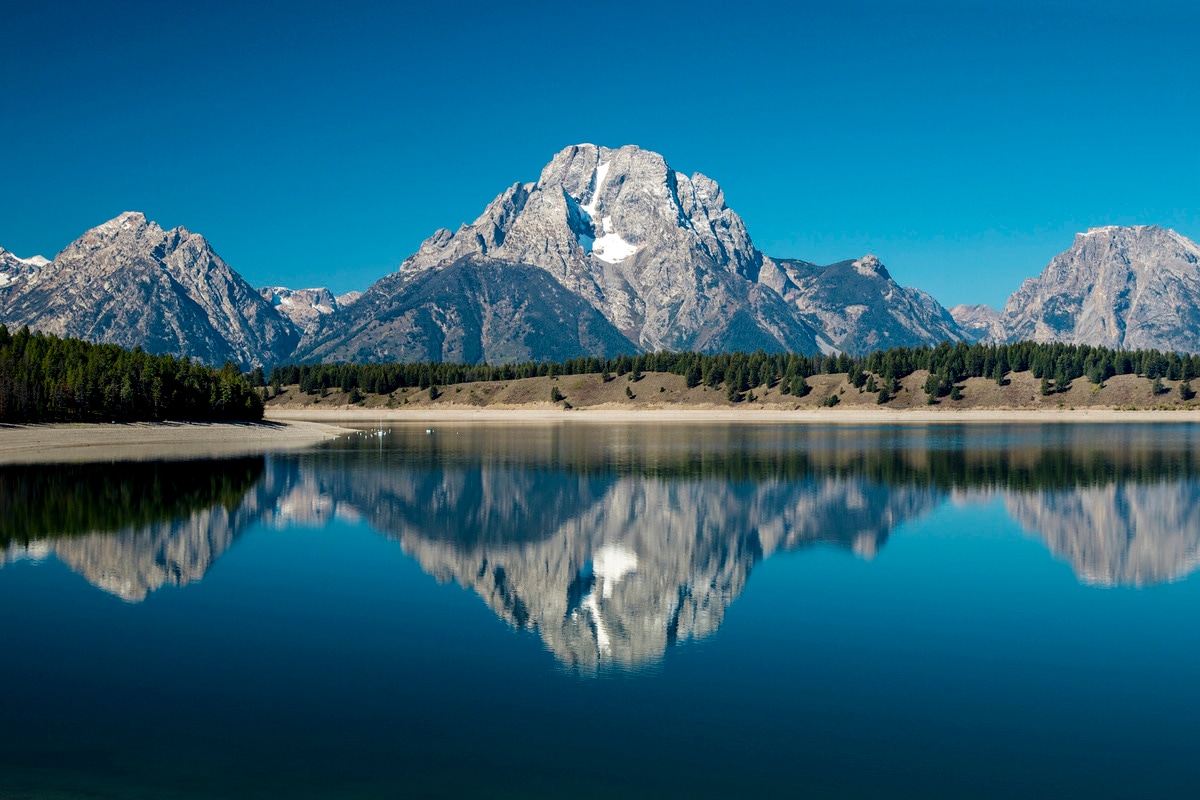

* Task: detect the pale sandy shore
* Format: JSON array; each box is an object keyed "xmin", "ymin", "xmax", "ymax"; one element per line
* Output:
[
  {"xmin": 266, "ymin": 406, "xmax": 1200, "ymax": 425},
  {"xmin": 0, "ymin": 420, "xmax": 350, "ymax": 465}
]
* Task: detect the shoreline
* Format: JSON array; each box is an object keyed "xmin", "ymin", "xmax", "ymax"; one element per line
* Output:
[
  {"xmin": 3, "ymin": 406, "xmax": 1192, "ymax": 468},
  {"xmin": 0, "ymin": 420, "xmax": 350, "ymax": 465},
  {"xmin": 265, "ymin": 406, "xmax": 1200, "ymax": 425}
]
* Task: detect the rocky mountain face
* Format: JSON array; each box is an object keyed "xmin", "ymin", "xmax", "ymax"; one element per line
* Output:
[
  {"xmin": 302, "ymin": 144, "xmax": 963, "ymax": 360},
  {"xmin": 768, "ymin": 254, "xmax": 965, "ymax": 353},
  {"xmin": 259, "ymin": 286, "xmax": 361, "ymax": 334},
  {"xmin": 295, "ymin": 255, "xmax": 637, "ymax": 363},
  {"xmin": 969, "ymin": 225, "xmax": 1200, "ymax": 349},
  {"xmin": 0, "ymin": 212, "xmax": 298, "ymax": 367}
]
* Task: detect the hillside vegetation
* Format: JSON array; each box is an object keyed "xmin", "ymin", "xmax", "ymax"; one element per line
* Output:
[{"xmin": 265, "ymin": 342, "xmax": 1200, "ymax": 413}]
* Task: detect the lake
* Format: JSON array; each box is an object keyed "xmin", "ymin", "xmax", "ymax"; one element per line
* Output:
[{"xmin": 3, "ymin": 422, "xmax": 1200, "ymax": 798}]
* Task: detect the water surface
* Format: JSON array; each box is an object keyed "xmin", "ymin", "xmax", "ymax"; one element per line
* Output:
[{"xmin": 3, "ymin": 423, "xmax": 1200, "ymax": 798}]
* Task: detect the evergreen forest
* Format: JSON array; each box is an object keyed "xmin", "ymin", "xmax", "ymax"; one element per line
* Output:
[{"xmin": 0, "ymin": 325, "xmax": 264, "ymax": 423}]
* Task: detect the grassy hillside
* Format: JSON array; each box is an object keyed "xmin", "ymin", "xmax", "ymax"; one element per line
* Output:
[{"xmin": 265, "ymin": 369, "xmax": 1200, "ymax": 413}]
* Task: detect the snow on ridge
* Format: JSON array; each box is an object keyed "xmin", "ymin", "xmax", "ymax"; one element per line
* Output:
[
  {"xmin": 1081, "ymin": 225, "xmax": 1120, "ymax": 236},
  {"xmin": 17, "ymin": 255, "xmax": 49, "ymax": 267},
  {"xmin": 0, "ymin": 273, "xmax": 12, "ymax": 287},
  {"xmin": 581, "ymin": 162, "xmax": 610, "ymax": 219}
]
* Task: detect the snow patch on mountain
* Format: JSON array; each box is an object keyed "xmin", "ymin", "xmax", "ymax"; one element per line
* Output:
[
  {"xmin": 580, "ymin": 161, "xmax": 609, "ymax": 219},
  {"xmin": 592, "ymin": 216, "xmax": 638, "ymax": 264}
]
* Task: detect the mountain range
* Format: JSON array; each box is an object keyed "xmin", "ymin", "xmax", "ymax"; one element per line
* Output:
[{"xmin": 3, "ymin": 145, "xmax": 1199, "ymax": 366}]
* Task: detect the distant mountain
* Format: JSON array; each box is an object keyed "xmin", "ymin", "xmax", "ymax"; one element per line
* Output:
[
  {"xmin": 949, "ymin": 303, "xmax": 1002, "ymax": 343},
  {"xmin": 0, "ymin": 248, "xmax": 49, "ymax": 292},
  {"xmin": 260, "ymin": 286, "xmax": 361, "ymax": 334},
  {"xmin": 311, "ymin": 143, "xmax": 964, "ymax": 359},
  {"xmin": 0, "ymin": 212, "xmax": 297, "ymax": 367},
  {"xmin": 978, "ymin": 225, "xmax": 1200, "ymax": 350}
]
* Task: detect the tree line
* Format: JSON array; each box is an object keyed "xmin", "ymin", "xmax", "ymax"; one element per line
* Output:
[
  {"xmin": 0, "ymin": 325, "xmax": 264, "ymax": 422},
  {"xmin": 268, "ymin": 340, "xmax": 1200, "ymax": 402}
]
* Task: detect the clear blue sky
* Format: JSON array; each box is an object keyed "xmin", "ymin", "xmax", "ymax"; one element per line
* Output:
[{"xmin": 2, "ymin": 0, "xmax": 1197, "ymax": 309}]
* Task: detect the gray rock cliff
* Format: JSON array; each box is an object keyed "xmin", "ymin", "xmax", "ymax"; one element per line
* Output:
[
  {"xmin": 991, "ymin": 225, "xmax": 1200, "ymax": 350},
  {"xmin": 393, "ymin": 144, "xmax": 819, "ymax": 354}
]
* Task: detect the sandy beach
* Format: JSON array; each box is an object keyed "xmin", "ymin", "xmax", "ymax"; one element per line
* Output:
[
  {"xmin": 0, "ymin": 420, "xmax": 350, "ymax": 465},
  {"xmin": 266, "ymin": 406, "xmax": 1200, "ymax": 425}
]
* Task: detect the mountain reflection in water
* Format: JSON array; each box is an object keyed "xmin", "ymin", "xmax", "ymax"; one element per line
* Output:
[
  {"xmin": 0, "ymin": 459, "xmax": 266, "ymax": 601},
  {"xmin": 5, "ymin": 423, "xmax": 1200, "ymax": 669}
]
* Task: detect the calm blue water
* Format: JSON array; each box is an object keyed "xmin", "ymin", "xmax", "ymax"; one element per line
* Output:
[{"xmin": 3, "ymin": 423, "xmax": 1200, "ymax": 798}]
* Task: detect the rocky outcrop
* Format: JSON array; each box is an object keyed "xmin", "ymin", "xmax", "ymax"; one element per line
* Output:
[
  {"xmin": 990, "ymin": 225, "xmax": 1200, "ymax": 350},
  {"xmin": 0, "ymin": 212, "xmax": 299, "ymax": 367}
]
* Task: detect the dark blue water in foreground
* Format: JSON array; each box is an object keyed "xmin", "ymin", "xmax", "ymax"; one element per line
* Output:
[{"xmin": 3, "ymin": 423, "xmax": 1200, "ymax": 798}]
